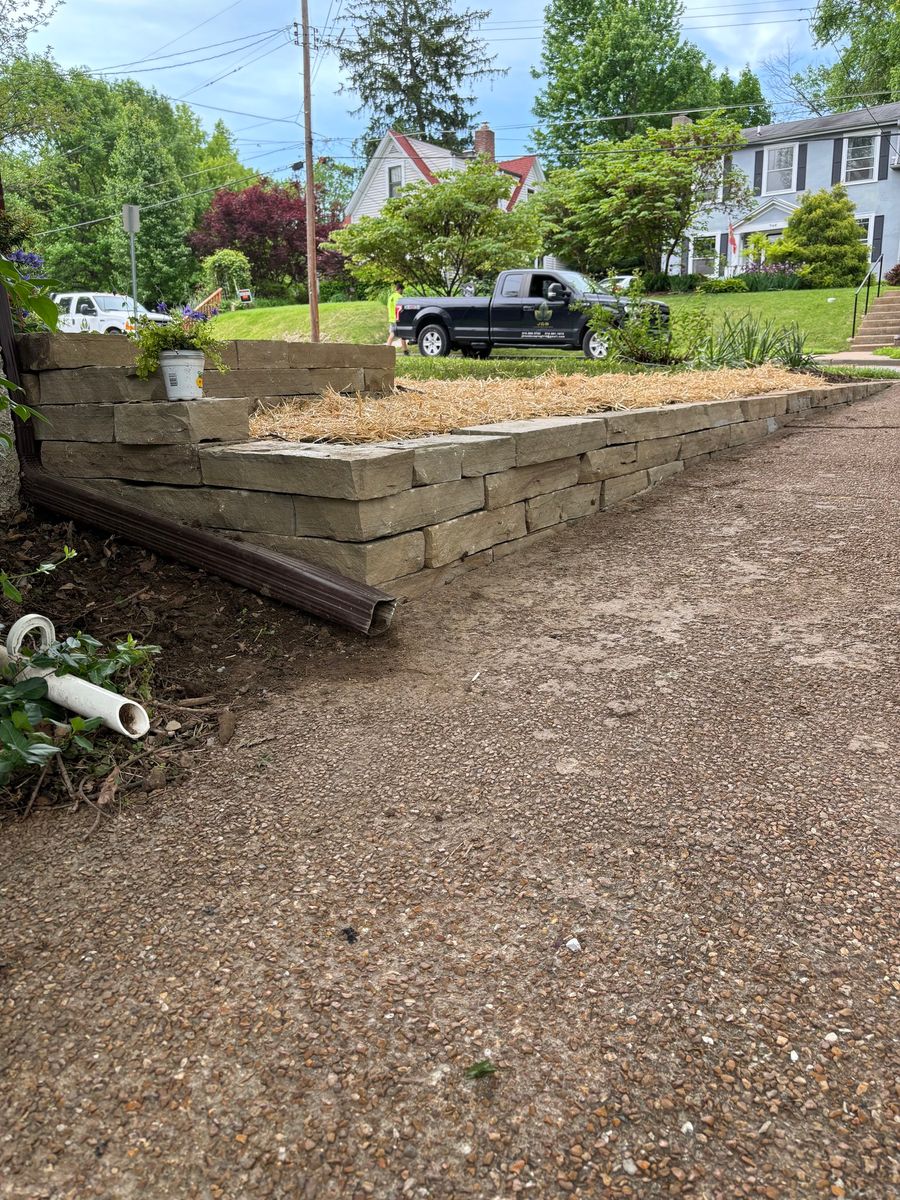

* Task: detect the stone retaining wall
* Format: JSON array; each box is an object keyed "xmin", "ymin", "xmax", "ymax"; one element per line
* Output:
[
  {"xmin": 22, "ymin": 354, "xmax": 891, "ymax": 597},
  {"xmin": 17, "ymin": 333, "xmax": 395, "ymax": 408}
]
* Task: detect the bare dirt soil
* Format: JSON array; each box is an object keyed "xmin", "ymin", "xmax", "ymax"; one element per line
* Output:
[{"xmin": 1, "ymin": 389, "xmax": 898, "ymax": 1198}]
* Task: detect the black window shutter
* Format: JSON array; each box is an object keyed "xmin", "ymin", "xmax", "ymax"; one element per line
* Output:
[
  {"xmin": 796, "ymin": 143, "xmax": 807, "ymax": 190},
  {"xmin": 878, "ymin": 130, "xmax": 891, "ymax": 180},
  {"xmin": 718, "ymin": 231, "xmax": 729, "ymax": 259},
  {"xmin": 753, "ymin": 149, "xmax": 763, "ymax": 195},
  {"xmin": 871, "ymin": 214, "xmax": 884, "ymax": 260},
  {"xmin": 831, "ymin": 138, "xmax": 843, "ymax": 185},
  {"xmin": 722, "ymin": 153, "xmax": 733, "ymax": 200}
]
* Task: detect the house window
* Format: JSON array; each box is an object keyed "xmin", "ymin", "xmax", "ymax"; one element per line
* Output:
[
  {"xmin": 844, "ymin": 135, "xmax": 877, "ymax": 183},
  {"xmin": 855, "ymin": 215, "xmax": 873, "ymax": 247},
  {"xmin": 691, "ymin": 235, "xmax": 717, "ymax": 276},
  {"xmin": 764, "ymin": 145, "xmax": 795, "ymax": 194},
  {"xmin": 387, "ymin": 165, "xmax": 402, "ymax": 198}
]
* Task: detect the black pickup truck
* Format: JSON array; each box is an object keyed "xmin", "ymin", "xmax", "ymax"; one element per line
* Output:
[{"xmin": 393, "ymin": 268, "xmax": 668, "ymax": 360}]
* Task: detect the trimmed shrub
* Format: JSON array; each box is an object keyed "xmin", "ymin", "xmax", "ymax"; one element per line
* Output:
[
  {"xmin": 641, "ymin": 270, "xmax": 671, "ymax": 293},
  {"xmin": 668, "ymin": 272, "xmax": 703, "ymax": 293},
  {"xmin": 741, "ymin": 263, "xmax": 804, "ymax": 291},
  {"xmin": 697, "ymin": 277, "xmax": 749, "ymax": 294},
  {"xmin": 884, "ymin": 263, "xmax": 900, "ymax": 286},
  {"xmin": 767, "ymin": 186, "xmax": 869, "ymax": 288}
]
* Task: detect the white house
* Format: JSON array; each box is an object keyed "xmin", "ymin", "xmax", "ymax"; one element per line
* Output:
[
  {"xmin": 343, "ymin": 123, "xmax": 545, "ymax": 223},
  {"xmin": 678, "ymin": 101, "xmax": 900, "ymax": 277}
]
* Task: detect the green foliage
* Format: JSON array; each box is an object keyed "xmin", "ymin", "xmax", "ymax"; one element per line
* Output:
[
  {"xmin": 0, "ymin": 630, "xmax": 159, "ymax": 791},
  {"xmin": 132, "ymin": 311, "xmax": 229, "ymax": 379},
  {"xmin": 464, "ymin": 1060, "xmax": 498, "ymax": 1080},
  {"xmin": 767, "ymin": 187, "xmax": 870, "ymax": 288},
  {"xmin": 873, "ymin": 345, "xmax": 900, "ymax": 359},
  {"xmin": 326, "ymin": 158, "xmax": 544, "ymax": 294},
  {"xmin": 539, "ymin": 114, "xmax": 748, "ymax": 273},
  {"xmin": 715, "ymin": 66, "xmax": 772, "ymax": 127},
  {"xmin": 0, "ymin": 675, "xmax": 60, "ymax": 788},
  {"xmin": 698, "ymin": 277, "xmax": 749, "ymax": 294},
  {"xmin": 586, "ymin": 292, "xmax": 686, "ymax": 365},
  {"xmin": 0, "ymin": 57, "xmax": 253, "ymax": 302},
  {"xmin": 338, "ymin": 1, "xmax": 504, "ymax": 155},
  {"xmin": 668, "ymin": 273, "xmax": 703, "ymax": 293},
  {"xmin": 200, "ymin": 249, "xmax": 252, "ymax": 297},
  {"xmin": 100, "ymin": 102, "xmax": 195, "ymax": 305},
  {"xmin": 0, "ymin": 253, "xmax": 60, "ymax": 446},
  {"xmin": 533, "ymin": 1, "xmax": 763, "ymax": 166},
  {"xmin": 0, "ymin": 545, "xmax": 76, "ymax": 603},
  {"xmin": 694, "ymin": 312, "xmax": 814, "ymax": 369},
  {"xmin": 315, "ymin": 158, "xmax": 362, "ymax": 219},
  {"xmin": 797, "ymin": 1, "xmax": 900, "ymax": 111},
  {"xmin": 31, "ymin": 632, "xmax": 160, "ymax": 701}
]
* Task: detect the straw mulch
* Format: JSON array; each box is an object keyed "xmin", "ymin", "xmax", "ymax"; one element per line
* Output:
[{"xmin": 250, "ymin": 366, "xmax": 811, "ymax": 445}]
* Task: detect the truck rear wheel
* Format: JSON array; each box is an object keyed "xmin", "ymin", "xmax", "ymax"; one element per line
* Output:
[
  {"xmin": 418, "ymin": 323, "xmax": 450, "ymax": 358},
  {"xmin": 582, "ymin": 329, "xmax": 609, "ymax": 360}
]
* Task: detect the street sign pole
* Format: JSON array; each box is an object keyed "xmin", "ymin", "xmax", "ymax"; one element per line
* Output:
[{"xmin": 122, "ymin": 205, "xmax": 141, "ymax": 322}]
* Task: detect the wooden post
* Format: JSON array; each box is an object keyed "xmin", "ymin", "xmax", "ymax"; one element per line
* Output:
[{"xmin": 300, "ymin": 0, "xmax": 320, "ymax": 342}]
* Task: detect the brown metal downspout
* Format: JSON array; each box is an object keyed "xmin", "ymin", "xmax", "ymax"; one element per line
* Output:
[{"xmin": 0, "ymin": 295, "xmax": 396, "ymax": 637}]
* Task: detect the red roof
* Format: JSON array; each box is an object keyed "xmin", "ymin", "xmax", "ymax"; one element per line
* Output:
[
  {"xmin": 497, "ymin": 155, "xmax": 538, "ymax": 211},
  {"xmin": 497, "ymin": 155, "xmax": 538, "ymax": 179},
  {"xmin": 389, "ymin": 131, "xmax": 439, "ymax": 184}
]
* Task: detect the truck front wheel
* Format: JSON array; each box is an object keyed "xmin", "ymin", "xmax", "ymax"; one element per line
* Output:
[
  {"xmin": 582, "ymin": 328, "xmax": 609, "ymax": 360},
  {"xmin": 418, "ymin": 323, "xmax": 450, "ymax": 357}
]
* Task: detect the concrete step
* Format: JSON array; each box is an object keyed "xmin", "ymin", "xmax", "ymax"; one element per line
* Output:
[
  {"xmin": 850, "ymin": 339, "xmax": 895, "ymax": 348},
  {"xmin": 857, "ymin": 321, "xmax": 900, "ymax": 332}
]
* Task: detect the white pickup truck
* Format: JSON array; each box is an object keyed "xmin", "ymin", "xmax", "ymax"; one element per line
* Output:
[{"xmin": 53, "ymin": 292, "xmax": 171, "ymax": 335}]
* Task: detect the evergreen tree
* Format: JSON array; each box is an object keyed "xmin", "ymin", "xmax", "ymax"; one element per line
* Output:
[
  {"xmin": 768, "ymin": 186, "xmax": 870, "ymax": 287},
  {"xmin": 533, "ymin": 0, "xmax": 720, "ymax": 166},
  {"xmin": 716, "ymin": 66, "xmax": 772, "ymax": 127},
  {"xmin": 338, "ymin": 0, "xmax": 505, "ymax": 155},
  {"xmin": 100, "ymin": 103, "xmax": 195, "ymax": 305}
]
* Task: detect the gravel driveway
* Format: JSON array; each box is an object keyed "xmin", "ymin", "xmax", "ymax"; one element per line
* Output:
[{"xmin": 2, "ymin": 389, "xmax": 898, "ymax": 1198}]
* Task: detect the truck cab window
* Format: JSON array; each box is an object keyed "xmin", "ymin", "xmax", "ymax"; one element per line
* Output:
[
  {"xmin": 501, "ymin": 273, "xmax": 523, "ymax": 298},
  {"xmin": 528, "ymin": 275, "xmax": 558, "ymax": 299},
  {"xmin": 76, "ymin": 297, "xmax": 97, "ymax": 315}
]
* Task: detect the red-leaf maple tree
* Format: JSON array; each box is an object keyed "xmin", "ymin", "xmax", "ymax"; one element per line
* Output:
[{"xmin": 189, "ymin": 180, "xmax": 344, "ymax": 297}]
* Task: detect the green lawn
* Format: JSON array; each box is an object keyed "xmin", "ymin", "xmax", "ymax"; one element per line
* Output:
[
  {"xmin": 212, "ymin": 287, "xmax": 893, "ymax": 364},
  {"xmin": 212, "ymin": 300, "xmax": 384, "ymax": 344},
  {"xmin": 664, "ymin": 287, "xmax": 870, "ymax": 354}
]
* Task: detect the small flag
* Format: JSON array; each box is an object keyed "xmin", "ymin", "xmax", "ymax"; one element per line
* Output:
[{"xmin": 728, "ymin": 223, "xmax": 738, "ymax": 255}]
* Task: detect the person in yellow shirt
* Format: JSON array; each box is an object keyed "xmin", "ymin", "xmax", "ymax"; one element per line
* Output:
[{"xmin": 385, "ymin": 282, "xmax": 409, "ymax": 355}]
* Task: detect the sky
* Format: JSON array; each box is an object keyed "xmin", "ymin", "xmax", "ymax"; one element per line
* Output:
[{"xmin": 26, "ymin": 0, "xmax": 831, "ymax": 176}]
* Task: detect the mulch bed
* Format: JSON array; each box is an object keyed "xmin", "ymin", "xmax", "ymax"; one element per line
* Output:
[{"xmin": 251, "ymin": 365, "xmax": 807, "ymax": 443}]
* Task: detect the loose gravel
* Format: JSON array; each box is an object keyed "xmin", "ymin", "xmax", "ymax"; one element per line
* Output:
[{"xmin": 1, "ymin": 389, "xmax": 898, "ymax": 1199}]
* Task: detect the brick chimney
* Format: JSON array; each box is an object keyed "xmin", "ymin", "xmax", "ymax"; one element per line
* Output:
[
  {"xmin": 671, "ymin": 113, "xmax": 692, "ymax": 128},
  {"xmin": 474, "ymin": 121, "xmax": 495, "ymax": 161}
]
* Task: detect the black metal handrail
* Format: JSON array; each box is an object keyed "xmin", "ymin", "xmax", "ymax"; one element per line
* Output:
[{"xmin": 851, "ymin": 254, "xmax": 884, "ymax": 339}]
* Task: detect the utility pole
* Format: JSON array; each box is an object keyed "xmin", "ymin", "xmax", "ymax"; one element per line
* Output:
[
  {"xmin": 122, "ymin": 205, "xmax": 141, "ymax": 323},
  {"xmin": 296, "ymin": 3, "xmax": 320, "ymax": 342}
]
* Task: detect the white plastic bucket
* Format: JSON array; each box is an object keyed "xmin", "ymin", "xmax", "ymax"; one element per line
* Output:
[{"xmin": 160, "ymin": 350, "xmax": 205, "ymax": 400}]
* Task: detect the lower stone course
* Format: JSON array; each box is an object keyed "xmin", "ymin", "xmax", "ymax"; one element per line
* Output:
[{"xmin": 33, "ymin": 379, "xmax": 892, "ymax": 594}]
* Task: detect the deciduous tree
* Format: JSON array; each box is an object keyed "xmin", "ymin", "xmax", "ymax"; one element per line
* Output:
[
  {"xmin": 325, "ymin": 158, "xmax": 544, "ymax": 294},
  {"xmin": 189, "ymin": 181, "xmax": 342, "ymax": 299},
  {"xmin": 539, "ymin": 114, "xmax": 748, "ymax": 273},
  {"xmin": 533, "ymin": 0, "xmax": 722, "ymax": 166}
]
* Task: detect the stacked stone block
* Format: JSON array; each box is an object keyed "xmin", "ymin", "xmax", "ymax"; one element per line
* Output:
[{"xmin": 20, "ymin": 333, "xmax": 891, "ymax": 598}]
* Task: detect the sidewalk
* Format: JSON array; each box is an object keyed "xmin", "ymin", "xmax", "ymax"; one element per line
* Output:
[
  {"xmin": 816, "ymin": 349, "xmax": 900, "ymax": 371},
  {"xmin": 2, "ymin": 387, "xmax": 898, "ymax": 1198}
]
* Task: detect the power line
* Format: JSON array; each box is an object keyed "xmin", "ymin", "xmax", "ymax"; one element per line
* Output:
[
  {"xmin": 132, "ymin": 0, "xmax": 248, "ymax": 66},
  {"xmin": 88, "ymin": 30, "xmax": 290, "ymax": 77},
  {"xmin": 176, "ymin": 34, "xmax": 291, "ymax": 100},
  {"xmin": 34, "ymin": 163, "xmax": 297, "ymax": 238}
]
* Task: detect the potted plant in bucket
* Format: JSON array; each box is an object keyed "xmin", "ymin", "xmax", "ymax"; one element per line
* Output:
[{"xmin": 132, "ymin": 305, "xmax": 228, "ymax": 400}]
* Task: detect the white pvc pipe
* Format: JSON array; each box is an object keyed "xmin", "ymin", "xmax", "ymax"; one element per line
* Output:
[{"xmin": 1, "ymin": 614, "xmax": 150, "ymax": 740}]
